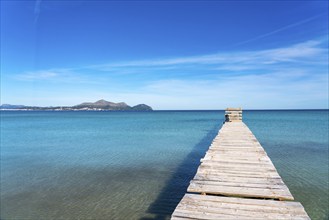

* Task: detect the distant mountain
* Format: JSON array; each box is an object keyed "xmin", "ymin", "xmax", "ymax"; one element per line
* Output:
[
  {"xmin": 0, "ymin": 104, "xmax": 26, "ymax": 109},
  {"xmin": 0, "ymin": 100, "xmax": 153, "ymax": 111},
  {"xmin": 75, "ymin": 99, "xmax": 131, "ymax": 110},
  {"xmin": 131, "ymin": 104, "xmax": 153, "ymax": 111}
]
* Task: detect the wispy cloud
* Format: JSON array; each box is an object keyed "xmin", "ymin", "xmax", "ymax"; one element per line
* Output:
[
  {"xmin": 234, "ymin": 13, "xmax": 326, "ymax": 46},
  {"xmin": 34, "ymin": 0, "xmax": 42, "ymax": 24},
  {"xmin": 11, "ymin": 38, "xmax": 328, "ymax": 109},
  {"xmin": 15, "ymin": 69, "xmax": 99, "ymax": 84},
  {"xmin": 89, "ymin": 69, "xmax": 327, "ymax": 109},
  {"xmin": 16, "ymin": 70, "xmax": 62, "ymax": 81},
  {"xmin": 90, "ymin": 39, "xmax": 327, "ymax": 73},
  {"xmin": 92, "ymin": 38, "xmax": 327, "ymax": 109},
  {"xmin": 16, "ymin": 38, "xmax": 326, "ymax": 81}
]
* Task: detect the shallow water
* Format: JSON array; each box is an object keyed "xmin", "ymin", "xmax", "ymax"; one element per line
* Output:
[
  {"xmin": 244, "ymin": 110, "xmax": 329, "ymax": 220},
  {"xmin": 1, "ymin": 110, "xmax": 328, "ymax": 219}
]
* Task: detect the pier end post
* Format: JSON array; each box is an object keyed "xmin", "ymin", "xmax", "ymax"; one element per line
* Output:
[{"xmin": 225, "ymin": 107, "xmax": 242, "ymax": 122}]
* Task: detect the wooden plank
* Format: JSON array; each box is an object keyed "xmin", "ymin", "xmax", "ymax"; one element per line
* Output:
[
  {"xmin": 201, "ymin": 158, "xmax": 271, "ymax": 164},
  {"xmin": 173, "ymin": 210, "xmax": 261, "ymax": 220},
  {"xmin": 208, "ymin": 148, "xmax": 265, "ymax": 152},
  {"xmin": 195, "ymin": 171, "xmax": 281, "ymax": 179},
  {"xmin": 188, "ymin": 185, "xmax": 293, "ymax": 200},
  {"xmin": 204, "ymin": 150, "xmax": 268, "ymax": 156},
  {"xmin": 172, "ymin": 194, "xmax": 310, "ymax": 220},
  {"xmin": 187, "ymin": 184, "xmax": 293, "ymax": 200},
  {"xmin": 197, "ymin": 165, "xmax": 279, "ymax": 173},
  {"xmin": 176, "ymin": 204, "xmax": 306, "ymax": 219},
  {"xmin": 209, "ymin": 144, "xmax": 262, "ymax": 148},
  {"xmin": 199, "ymin": 164, "xmax": 274, "ymax": 171},
  {"xmin": 183, "ymin": 194, "xmax": 302, "ymax": 208},
  {"xmin": 188, "ymin": 183, "xmax": 294, "ymax": 200},
  {"xmin": 193, "ymin": 173, "xmax": 285, "ymax": 184},
  {"xmin": 202, "ymin": 156, "xmax": 272, "ymax": 163},
  {"xmin": 198, "ymin": 164, "xmax": 277, "ymax": 173},
  {"xmin": 207, "ymin": 147, "xmax": 264, "ymax": 151},
  {"xmin": 175, "ymin": 203, "xmax": 307, "ymax": 219},
  {"xmin": 210, "ymin": 144, "xmax": 262, "ymax": 148},
  {"xmin": 204, "ymin": 151, "xmax": 267, "ymax": 156},
  {"xmin": 213, "ymin": 142, "xmax": 258, "ymax": 145},
  {"xmin": 190, "ymin": 180, "xmax": 289, "ymax": 190},
  {"xmin": 173, "ymin": 210, "xmax": 264, "ymax": 220},
  {"xmin": 200, "ymin": 161, "xmax": 275, "ymax": 168},
  {"xmin": 200, "ymin": 158, "xmax": 273, "ymax": 165},
  {"xmin": 200, "ymin": 161, "xmax": 273, "ymax": 168}
]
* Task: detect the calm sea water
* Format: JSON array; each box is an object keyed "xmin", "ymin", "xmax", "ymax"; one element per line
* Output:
[{"xmin": 1, "ymin": 110, "xmax": 328, "ymax": 220}]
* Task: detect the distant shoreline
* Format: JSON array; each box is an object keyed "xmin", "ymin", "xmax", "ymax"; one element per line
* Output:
[
  {"xmin": 1, "ymin": 109, "xmax": 328, "ymax": 112},
  {"xmin": 0, "ymin": 99, "xmax": 153, "ymax": 111}
]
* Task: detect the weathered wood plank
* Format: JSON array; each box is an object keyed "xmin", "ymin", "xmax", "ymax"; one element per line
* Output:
[
  {"xmin": 202, "ymin": 156, "xmax": 271, "ymax": 163},
  {"xmin": 200, "ymin": 158, "xmax": 273, "ymax": 165},
  {"xmin": 175, "ymin": 204, "xmax": 307, "ymax": 219},
  {"xmin": 189, "ymin": 180, "xmax": 289, "ymax": 190},
  {"xmin": 194, "ymin": 173, "xmax": 284, "ymax": 184},
  {"xmin": 176, "ymin": 204, "xmax": 306, "ymax": 219},
  {"xmin": 196, "ymin": 167, "xmax": 280, "ymax": 176},
  {"xmin": 183, "ymin": 194, "xmax": 302, "ymax": 208},
  {"xmin": 188, "ymin": 183, "xmax": 294, "ymax": 200},
  {"xmin": 200, "ymin": 160, "xmax": 274, "ymax": 167},
  {"xmin": 198, "ymin": 165, "xmax": 277, "ymax": 173},
  {"xmin": 207, "ymin": 149, "xmax": 266, "ymax": 154},
  {"xmin": 172, "ymin": 194, "xmax": 310, "ymax": 220}
]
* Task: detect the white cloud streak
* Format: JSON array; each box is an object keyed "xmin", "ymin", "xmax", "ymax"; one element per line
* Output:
[
  {"xmin": 90, "ymin": 39, "xmax": 326, "ymax": 72},
  {"xmin": 34, "ymin": 0, "xmax": 42, "ymax": 24},
  {"xmin": 234, "ymin": 13, "xmax": 326, "ymax": 46},
  {"xmin": 16, "ymin": 38, "xmax": 327, "ymax": 80},
  {"xmin": 11, "ymin": 38, "xmax": 328, "ymax": 109},
  {"xmin": 15, "ymin": 69, "xmax": 100, "ymax": 84},
  {"xmin": 124, "ymin": 70, "xmax": 328, "ymax": 109}
]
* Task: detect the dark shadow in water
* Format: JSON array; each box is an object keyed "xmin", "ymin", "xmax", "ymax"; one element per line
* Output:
[{"xmin": 140, "ymin": 123, "xmax": 222, "ymax": 220}]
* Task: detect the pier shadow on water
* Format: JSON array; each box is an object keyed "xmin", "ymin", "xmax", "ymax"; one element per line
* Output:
[{"xmin": 140, "ymin": 123, "xmax": 222, "ymax": 220}]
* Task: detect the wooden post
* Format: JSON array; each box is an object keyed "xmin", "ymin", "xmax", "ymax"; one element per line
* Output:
[{"xmin": 225, "ymin": 107, "xmax": 242, "ymax": 122}]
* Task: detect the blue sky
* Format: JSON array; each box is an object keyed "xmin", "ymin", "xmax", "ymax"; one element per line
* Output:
[{"xmin": 1, "ymin": 0, "xmax": 328, "ymax": 109}]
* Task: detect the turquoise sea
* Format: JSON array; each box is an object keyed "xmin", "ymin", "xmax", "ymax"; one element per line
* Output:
[{"xmin": 1, "ymin": 110, "xmax": 328, "ymax": 220}]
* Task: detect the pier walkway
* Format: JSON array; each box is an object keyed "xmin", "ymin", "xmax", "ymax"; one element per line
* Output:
[{"xmin": 171, "ymin": 108, "xmax": 310, "ymax": 220}]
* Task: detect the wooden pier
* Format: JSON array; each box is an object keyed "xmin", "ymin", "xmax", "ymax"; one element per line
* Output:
[{"xmin": 171, "ymin": 108, "xmax": 310, "ymax": 220}]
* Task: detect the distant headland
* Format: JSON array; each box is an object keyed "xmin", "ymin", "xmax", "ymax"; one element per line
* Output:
[{"xmin": 0, "ymin": 99, "xmax": 153, "ymax": 111}]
